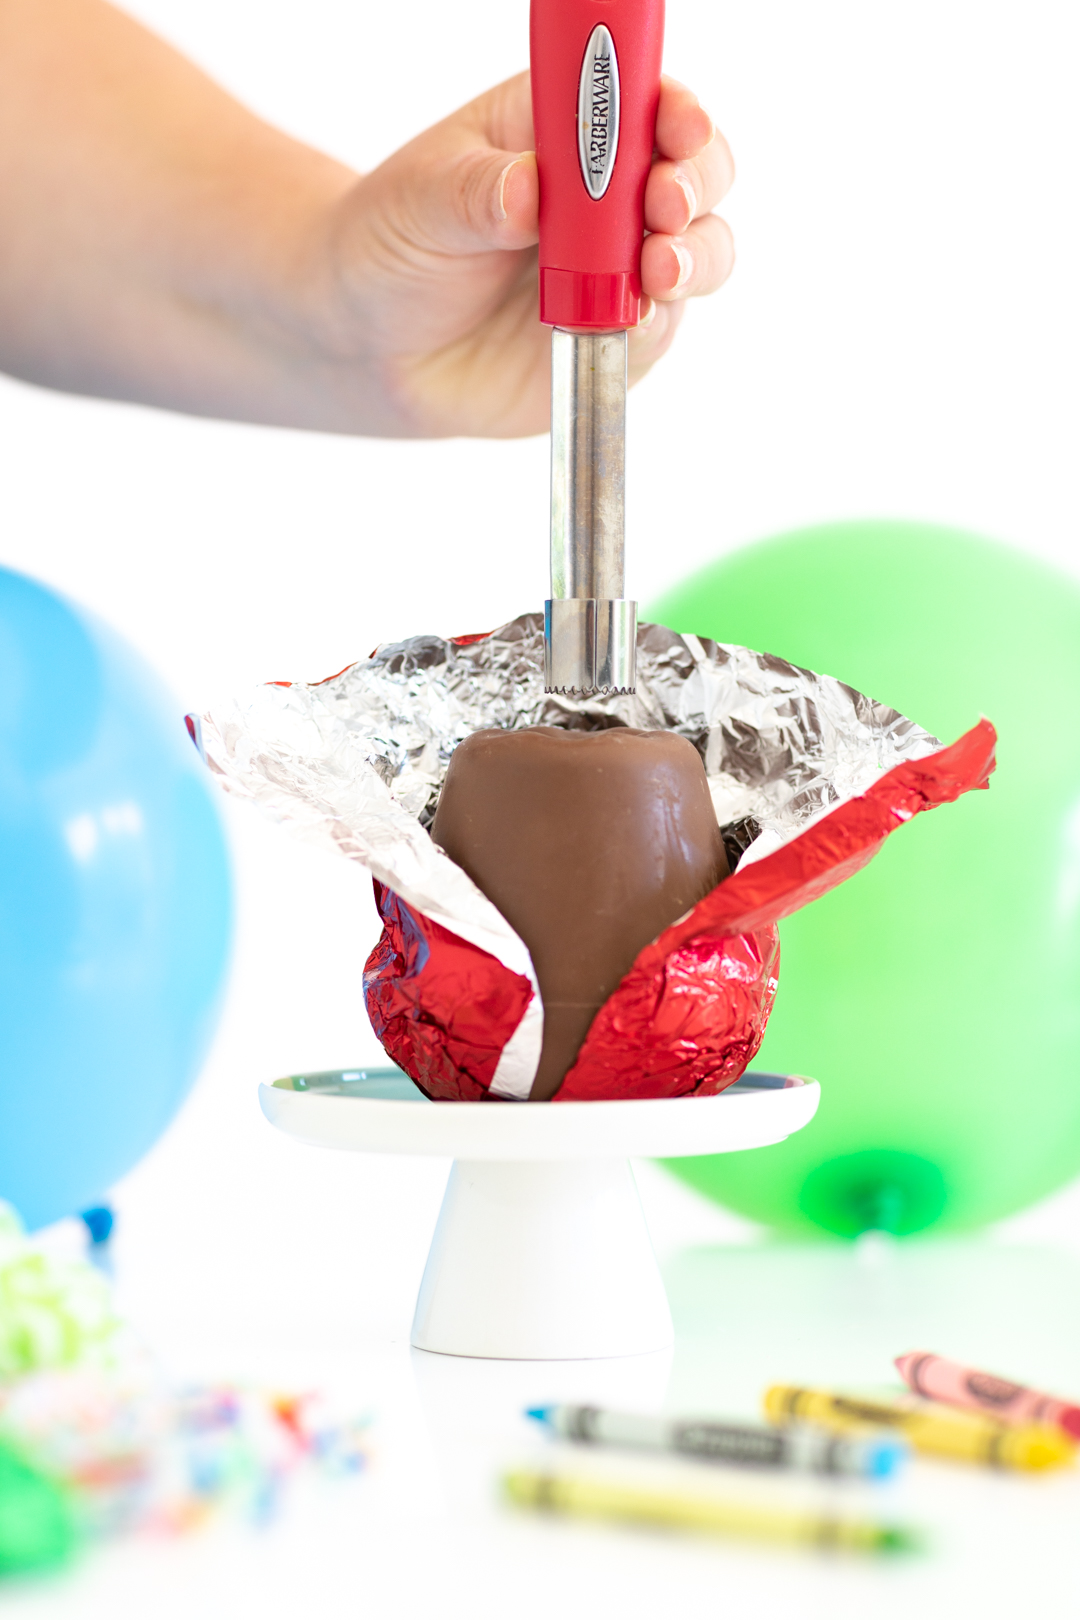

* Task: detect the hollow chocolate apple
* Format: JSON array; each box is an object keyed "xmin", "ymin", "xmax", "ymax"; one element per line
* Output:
[{"xmin": 431, "ymin": 726, "xmax": 729, "ymax": 1099}]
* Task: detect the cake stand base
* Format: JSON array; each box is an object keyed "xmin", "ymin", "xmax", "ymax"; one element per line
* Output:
[
  {"xmin": 412, "ymin": 1158, "xmax": 671, "ymax": 1360},
  {"xmin": 259, "ymin": 1067, "xmax": 820, "ymax": 1363}
]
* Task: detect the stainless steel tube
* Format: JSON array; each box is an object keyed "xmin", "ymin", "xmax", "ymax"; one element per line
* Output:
[
  {"xmin": 545, "ymin": 328, "xmax": 637, "ymax": 694},
  {"xmin": 551, "ymin": 328, "xmax": 625, "ymax": 600}
]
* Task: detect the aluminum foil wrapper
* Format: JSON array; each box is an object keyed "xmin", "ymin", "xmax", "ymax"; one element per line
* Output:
[{"xmin": 192, "ymin": 614, "xmax": 996, "ymax": 1102}]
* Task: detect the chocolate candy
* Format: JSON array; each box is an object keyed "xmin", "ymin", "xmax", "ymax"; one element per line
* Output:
[{"xmin": 431, "ymin": 726, "xmax": 729, "ymax": 1099}]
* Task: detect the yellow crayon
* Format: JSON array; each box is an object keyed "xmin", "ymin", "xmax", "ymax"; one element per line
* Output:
[
  {"xmin": 763, "ymin": 1385, "xmax": 1075, "ymax": 1471},
  {"xmin": 503, "ymin": 1469, "xmax": 918, "ymax": 1554}
]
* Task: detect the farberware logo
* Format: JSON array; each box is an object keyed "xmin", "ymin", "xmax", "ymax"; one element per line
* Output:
[{"xmin": 577, "ymin": 25, "xmax": 620, "ymax": 199}]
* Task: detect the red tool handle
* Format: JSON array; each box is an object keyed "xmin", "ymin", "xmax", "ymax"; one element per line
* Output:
[{"xmin": 531, "ymin": 0, "xmax": 664, "ymax": 330}]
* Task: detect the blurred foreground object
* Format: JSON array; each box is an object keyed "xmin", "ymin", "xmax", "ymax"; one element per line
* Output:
[
  {"xmin": 0, "ymin": 1204, "xmax": 119, "ymax": 1379},
  {"xmin": 0, "ymin": 1202, "xmax": 367, "ymax": 1567},
  {"xmin": 528, "ymin": 1402, "xmax": 906, "ymax": 1477},
  {"xmin": 503, "ymin": 1468, "xmax": 917, "ymax": 1553},
  {"xmin": 896, "ymin": 1351, "xmax": 1080, "ymax": 1439},
  {"xmin": 0, "ymin": 1441, "xmax": 78, "ymax": 1578},
  {"xmin": 653, "ymin": 522, "xmax": 1080, "ymax": 1236},
  {"xmin": 0, "ymin": 1370, "xmax": 368, "ymax": 1541},
  {"xmin": 0, "ymin": 567, "xmax": 232, "ymax": 1228},
  {"xmin": 763, "ymin": 1384, "xmax": 1075, "ymax": 1470}
]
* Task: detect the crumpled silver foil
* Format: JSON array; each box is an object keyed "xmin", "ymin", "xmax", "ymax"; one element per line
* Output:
[
  {"xmin": 193, "ymin": 613, "xmax": 950, "ymax": 1101},
  {"xmin": 193, "ymin": 612, "xmax": 940, "ymax": 983},
  {"xmin": 197, "ymin": 610, "xmax": 938, "ymax": 840}
]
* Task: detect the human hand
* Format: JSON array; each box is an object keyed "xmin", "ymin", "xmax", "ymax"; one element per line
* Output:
[
  {"xmin": 318, "ymin": 71, "xmax": 734, "ymax": 437},
  {"xmin": 0, "ymin": 1, "xmax": 731, "ymax": 442}
]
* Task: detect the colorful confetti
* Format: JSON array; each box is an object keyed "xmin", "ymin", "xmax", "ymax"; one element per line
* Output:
[{"xmin": 0, "ymin": 1203, "xmax": 369, "ymax": 1573}]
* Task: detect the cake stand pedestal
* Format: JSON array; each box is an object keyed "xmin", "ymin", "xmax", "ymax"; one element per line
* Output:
[{"xmin": 260, "ymin": 1069, "xmax": 819, "ymax": 1362}]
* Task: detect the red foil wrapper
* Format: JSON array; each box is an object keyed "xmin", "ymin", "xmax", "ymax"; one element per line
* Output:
[
  {"xmin": 364, "ymin": 883, "xmax": 534, "ymax": 1103},
  {"xmin": 365, "ymin": 721, "xmax": 996, "ymax": 1101},
  {"xmin": 194, "ymin": 614, "xmax": 996, "ymax": 1104}
]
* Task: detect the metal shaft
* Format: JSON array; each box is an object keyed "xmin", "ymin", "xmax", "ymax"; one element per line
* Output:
[
  {"xmin": 551, "ymin": 327, "xmax": 625, "ymax": 598},
  {"xmin": 545, "ymin": 328, "xmax": 637, "ymax": 694}
]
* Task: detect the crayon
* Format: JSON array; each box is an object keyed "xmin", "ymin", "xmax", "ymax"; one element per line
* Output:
[
  {"xmin": 503, "ymin": 1468, "xmax": 918, "ymax": 1554},
  {"xmin": 526, "ymin": 1404, "xmax": 906, "ymax": 1479},
  {"xmin": 895, "ymin": 1352, "xmax": 1080, "ymax": 1440},
  {"xmin": 763, "ymin": 1384, "xmax": 1075, "ymax": 1471}
]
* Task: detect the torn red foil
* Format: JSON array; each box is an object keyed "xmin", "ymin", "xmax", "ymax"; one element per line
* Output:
[
  {"xmin": 364, "ymin": 882, "xmax": 534, "ymax": 1103},
  {"xmin": 193, "ymin": 614, "xmax": 996, "ymax": 1103},
  {"xmin": 366, "ymin": 719, "xmax": 996, "ymax": 1101}
]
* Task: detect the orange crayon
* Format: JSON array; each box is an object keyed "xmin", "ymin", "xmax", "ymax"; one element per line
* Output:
[{"xmin": 895, "ymin": 1352, "xmax": 1080, "ymax": 1440}]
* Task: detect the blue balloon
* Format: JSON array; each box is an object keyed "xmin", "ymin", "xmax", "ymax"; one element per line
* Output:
[{"xmin": 0, "ymin": 567, "xmax": 232, "ymax": 1229}]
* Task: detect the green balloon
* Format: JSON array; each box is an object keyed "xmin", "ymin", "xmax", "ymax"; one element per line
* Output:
[{"xmin": 652, "ymin": 521, "xmax": 1080, "ymax": 1236}]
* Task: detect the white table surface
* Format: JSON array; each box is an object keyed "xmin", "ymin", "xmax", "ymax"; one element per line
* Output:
[{"xmin": 7, "ymin": 1042, "xmax": 1080, "ymax": 1620}]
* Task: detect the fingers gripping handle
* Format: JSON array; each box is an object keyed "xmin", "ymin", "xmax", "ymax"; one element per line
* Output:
[{"xmin": 531, "ymin": 0, "xmax": 664, "ymax": 330}]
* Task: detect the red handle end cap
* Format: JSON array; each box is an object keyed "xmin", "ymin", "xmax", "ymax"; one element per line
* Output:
[{"xmin": 539, "ymin": 268, "xmax": 642, "ymax": 330}]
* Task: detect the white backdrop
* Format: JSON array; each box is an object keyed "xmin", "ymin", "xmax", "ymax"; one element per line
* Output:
[
  {"xmin": 3, "ymin": 9, "xmax": 1080, "ymax": 1615},
  {"xmin": 0, "ymin": 0, "xmax": 1077, "ymax": 1132}
]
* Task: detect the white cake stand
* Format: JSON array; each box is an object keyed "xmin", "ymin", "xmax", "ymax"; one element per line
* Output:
[{"xmin": 260, "ymin": 1068, "xmax": 819, "ymax": 1362}]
